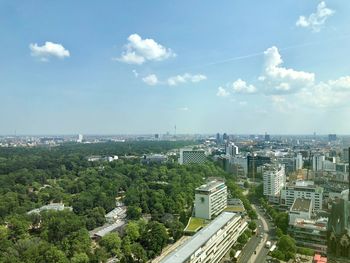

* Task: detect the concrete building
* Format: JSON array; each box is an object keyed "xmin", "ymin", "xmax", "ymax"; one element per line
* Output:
[
  {"xmin": 281, "ymin": 180, "xmax": 323, "ymax": 211},
  {"xmin": 247, "ymin": 155, "xmax": 271, "ymax": 178},
  {"xmin": 263, "ymin": 164, "xmax": 286, "ymax": 203},
  {"xmin": 225, "ymin": 142, "xmax": 238, "ymax": 156},
  {"xmin": 179, "ymin": 149, "xmax": 206, "ymax": 165},
  {"xmin": 288, "ymin": 198, "xmax": 328, "ymax": 253},
  {"xmin": 141, "ymin": 154, "xmax": 168, "ymax": 164},
  {"xmin": 160, "ymin": 212, "xmax": 247, "ymax": 263},
  {"xmin": 295, "ymin": 153, "xmax": 303, "ymax": 170},
  {"xmin": 195, "ymin": 180, "xmax": 227, "ymax": 220},
  {"xmin": 313, "ymin": 155, "xmax": 325, "ymax": 171}
]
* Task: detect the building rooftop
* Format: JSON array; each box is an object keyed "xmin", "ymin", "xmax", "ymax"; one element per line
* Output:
[
  {"xmin": 195, "ymin": 180, "xmax": 225, "ymax": 192},
  {"xmin": 291, "ymin": 198, "xmax": 312, "ymax": 213},
  {"xmin": 160, "ymin": 212, "xmax": 237, "ymax": 263}
]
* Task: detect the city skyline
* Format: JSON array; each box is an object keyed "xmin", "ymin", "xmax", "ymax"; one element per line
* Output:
[{"xmin": 1, "ymin": 1, "xmax": 350, "ymax": 134}]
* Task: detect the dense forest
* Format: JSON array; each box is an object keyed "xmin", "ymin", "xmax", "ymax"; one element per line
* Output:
[{"xmin": 0, "ymin": 141, "xmax": 253, "ymax": 262}]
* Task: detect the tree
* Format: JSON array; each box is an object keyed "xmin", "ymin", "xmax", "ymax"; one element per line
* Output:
[
  {"xmin": 140, "ymin": 221, "xmax": 168, "ymax": 258},
  {"xmin": 71, "ymin": 252, "xmax": 89, "ymax": 263},
  {"xmin": 277, "ymin": 235, "xmax": 296, "ymax": 260},
  {"xmin": 99, "ymin": 232, "xmax": 121, "ymax": 256},
  {"xmin": 127, "ymin": 206, "xmax": 142, "ymax": 220},
  {"xmin": 274, "ymin": 212, "xmax": 288, "ymax": 234},
  {"xmin": 125, "ymin": 221, "xmax": 140, "ymax": 242},
  {"xmin": 169, "ymin": 220, "xmax": 184, "ymax": 242},
  {"xmin": 248, "ymin": 221, "xmax": 257, "ymax": 231}
]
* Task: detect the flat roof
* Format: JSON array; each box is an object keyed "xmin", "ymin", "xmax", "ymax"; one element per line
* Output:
[
  {"xmin": 196, "ymin": 180, "xmax": 225, "ymax": 192},
  {"xmin": 160, "ymin": 212, "xmax": 237, "ymax": 263},
  {"xmin": 291, "ymin": 198, "xmax": 312, "ymax": 213}
]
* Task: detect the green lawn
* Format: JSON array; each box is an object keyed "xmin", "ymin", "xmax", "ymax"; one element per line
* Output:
[
  {"xmin": 185, "ymin": 217, "xmax": 207, "ymax": 233},
  {"xmin": 224, "ymin": 206, "xmax": 245, "ymax": 213}
]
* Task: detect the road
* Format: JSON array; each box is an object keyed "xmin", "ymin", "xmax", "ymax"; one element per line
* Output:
[{"xmin": 238, "ymin": 204, "xmax": 273, "ymax": 263}]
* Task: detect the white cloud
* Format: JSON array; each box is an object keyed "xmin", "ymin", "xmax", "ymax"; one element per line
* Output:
[
  {"xmin": 167, "ymin": 73, "xmax": 207, "ymax": 86},
  {"xmin": 296, "ymin": 1, "xmax": 335, "ymax": 32},
  {"xmin": 298, "ymin": 77, "xmax": 350, "ymax": 108},
  {"xmin": 216, "ymin": 87, "xmax": 230, "ymax": 97},
  {"xmin": 142, "ymin": 74, "xmax": 158, "ymax": 86},
  {"xmin": 232, "ymin": 78, "xmax": 256, "ymax": 93},
  {"xmin": 29, "ymin": 41, "xmax": 70, "ymax": 61},
  {"xmin": 239, "ymin": 101, "xmax": 247, "ymax": 106},
  {"xmin": 116, "ymin": 34, "xmax": 175, "ymax": 64},
  {"xmin": 132, "ymin": 69, "xmax": 139, "ymax": 78},
  {"xmin": 178, "ymin": 107, "xmax": 189, "ymax": 111},
  {"xmin": 261, "ymin": 46, "xmax": 315, "ymax": 93}
]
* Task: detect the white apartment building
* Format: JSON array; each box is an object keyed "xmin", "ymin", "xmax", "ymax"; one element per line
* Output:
[
  {"xmin": 295, "ymin": 153, "xmax": 303, "ymax": 170},
  {"xmin": 179, "ymin": 149, "xmax": 206, "ymax": 165},
  {"xmin": 160, "ymin": 212, "xmax": 247, "ymax": 263},
  {"xmin": 263, "ymin": 164, "xmax": 286, "ymax": 203},
  {"xmin": 195, "ymin": 180, "xmax": 227, "ymax": 220},
  {"xmin": 281, "ymin": 180, "xmax": 323, "ymax": 211}
]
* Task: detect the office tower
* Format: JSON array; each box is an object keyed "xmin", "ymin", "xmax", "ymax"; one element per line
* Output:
[
  {"xmin": 247, "ymin": 155, "xmax": 271, "ymax": 178},
  {"xmin": 328, "ymin": 134, "xmax": 337, "ymax": 142},
  {"xmin": 313, "ymin": 154, "xmax": 325, "ymax": 171},
  {"xmin": 77, "ymin": 134, "xmax": 83, "ymax": 143},
  {"xmin": 264, "ymin": 132, "xmax": 270, "ymax": 141},
  {"xmin": 295, "ymin": 153, "xmax": 303, "ymax": 170},
  {"xmin": 195, "ymin": 180, "xmax": 227, "ymax": 220},
  {"xmin": 225, "ymin": 142, "xmax": 239, "ymax": 156},
  {"xmin": 178, "ymin": 148, "xmax": 206, "ymax": 165}
]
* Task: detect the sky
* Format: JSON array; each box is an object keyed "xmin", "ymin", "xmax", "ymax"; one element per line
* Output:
[{"xmin": 1, "ymin": 0, "xmax": 350, "ymax": 135}]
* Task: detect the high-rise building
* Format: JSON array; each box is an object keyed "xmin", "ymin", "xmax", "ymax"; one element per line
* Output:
[
  {"xmin": 179, "ymin": 149, "xmax": 206, "ymax": 165},
  {"xmin": 313, "ymin": 154, "xmax": 325, "ymax": 171},
  {"xmin": 281, "ymin": 180, "xmax": 323, "ymax": 210},
  {"xmin": 77, "ymin": 134, "xmax": 83, "ymax": 143},
  {"xmin": 216, "ymin": 133, "xmax": 221, "ymax": 144},
  {"xmin": 328, "ymin": 134, "xmax": 337, "ymax": 142},
  {"xmin": 160, "ymin": 212, "xmax": 247, "ymax": 263},
  {"xmin": 195, "ymin": 180, "xmax": 227, "ymax": 220},
  {"xmin": 263, "ymin": 163, "xmax": 286, "ymax": 203},
  {"xmin": 247, "ymin": 155, "xmax": 271, "ymax": 178},
  {"xmin": 225, "ymin": 142, "xmax": 238, "ymax": 156},
  {"xmin": 264, "ymin": 133, "xmax": 270, "ymax": 141},
  {"xmin": 295, "ymin": 153, "xmax": 303, "ymax": 170}
]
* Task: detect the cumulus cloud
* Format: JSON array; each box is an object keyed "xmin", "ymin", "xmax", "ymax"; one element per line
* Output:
[
  {"xmin": 142, "ymin": 74, "xmax": 158, "ymax": 86},
  {"xmin": 260, "ymin": 46, "xmax": 315, "ymax": 93},
  {"xmin": 167, "ymin": 73, "xmax": 207, "ymax": 86},
  {"xmin": 116, "ymin": 34, "xmax": 175, "ymax": 64},
  {"xmin": 29, "ymin": 41, "xmax": 70, "ymax": 61},
  {"xmin": 296, "ymin": 1, "xmax": 335, "ymax": 32},
  {"xmin": 298, "ymin": 77, "xmax": 350, "ymax": 108},
  {"xmin": 232, "ymin": 78, "xmax": 256, "ymax": 93},
  {"xmin": 216, "ymin": 87, "xmax": 230, "ymax": 97},
  {"xmin": 217, "ymin": 45, "xmax": 350, "ymax": 110}
]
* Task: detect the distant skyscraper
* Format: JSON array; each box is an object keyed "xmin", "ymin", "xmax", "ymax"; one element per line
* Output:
[
  {"xmin": 264, "ymin": 132, "xmax": 270, "ymax": 141},
  {"xmin": 225, "ymin": 142, "xmax": 238, "ymax": 156},
  {"xmin": 223, "ymin": 133, "xmax": 228, "ymax": 141},
  {"xmin": 312, "ymin": 154, "xmax": 325, "ymax": 171},
  {"xmin": 216, "ymin": 133, "xmax": 221, "ymax": 144},
  {"xmin": 77, "ymin": 134, "xmax": 83, "ymax": 143},
  {"xmin": 328, "ymin": 134, "xmax": 337, "ymax": 142},
  {"xmin": 295, "ymin": 153, "xmax": 303, "ymax": 170},
  {"xmin": 155, "ymin": 134, "xmax": 159, "ymax": 139}
]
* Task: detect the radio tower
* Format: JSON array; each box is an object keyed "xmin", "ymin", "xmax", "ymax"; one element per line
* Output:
[{"xmin": 174, "ymin": 125, "xmax": 177, "ymax": 139}]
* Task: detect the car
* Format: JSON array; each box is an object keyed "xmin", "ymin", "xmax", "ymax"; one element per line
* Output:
[
  {"xmin": 259, "ymin": 225, "xmax": 262, "ymax": 228},
  {"xmin": 260, "ymin": 234, "xmax": 263, "ymax": 238}
]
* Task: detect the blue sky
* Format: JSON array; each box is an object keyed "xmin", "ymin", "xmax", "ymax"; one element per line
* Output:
[{"xmin": 1, "ymin": 0, "xmax": 350, "ymax": 135}]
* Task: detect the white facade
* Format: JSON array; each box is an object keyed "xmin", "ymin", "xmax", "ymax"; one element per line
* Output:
[
  {"xmin": 312, "ymin": 155, "xmax": 325, "ymax": 171},
  {"xmin": 195, "ymin": 181, "xmax": 227, "ymax": 220},
  {"xmin": 263, "ymin": 164, "xmax": 286, "ymax": 203},
  {"xmin": 281, "ymin": 180, "xmax": 323, "ymax": 211},
  {"xmin": 179, "ymin": 149, "xmax": 206, "ymax": 165},
  {"xmin": 77, "ymin": 134, "xmax": 83, "ymax": 143},
  {"xmin": 160, "ymin": 212, "xmax": 247, "ymax": 263},
  {"xmin": 225, "ymin": 143, "xmax": 239, "ymax": 156},
  {"xmin": 295, "ymin": 153, "xmax": 303, "ymax": 170}
]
